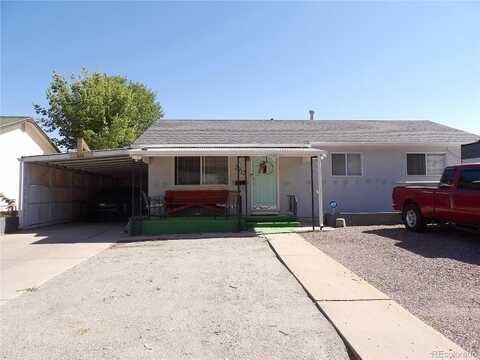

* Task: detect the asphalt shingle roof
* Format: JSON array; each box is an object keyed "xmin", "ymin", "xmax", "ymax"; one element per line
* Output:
[
  {"xmin": 133, "ymin": 119, "xmax": 478, "ymax": 147},
  {"xmin": 0, "ymin": 116, "xmax": 31, "ymax": 128}
]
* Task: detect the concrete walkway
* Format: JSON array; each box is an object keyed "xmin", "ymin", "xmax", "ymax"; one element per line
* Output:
[
  {"xmin": 0, "ymin": 223, "xmax": 124, "ymax": 304},
  {"xmin": 266, "ymin": 232, "xmax": 476, "ymax": 360}
]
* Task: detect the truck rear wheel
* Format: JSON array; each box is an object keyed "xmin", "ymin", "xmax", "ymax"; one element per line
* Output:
[{"xmin": 403, "ymin": 204, "xmax": 425, "ymax": 232}]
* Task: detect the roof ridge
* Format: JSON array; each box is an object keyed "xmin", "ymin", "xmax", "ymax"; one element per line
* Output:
[{"xmin": 154, "ymin": 118, "xmax": 433, "ymax": 122}]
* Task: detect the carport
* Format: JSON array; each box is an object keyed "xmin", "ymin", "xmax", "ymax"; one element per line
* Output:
[{"xmin": 19, "ymin": 149, "xmax": 146, "ymax": 229}]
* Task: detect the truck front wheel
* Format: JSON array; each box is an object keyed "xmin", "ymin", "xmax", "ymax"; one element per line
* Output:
[{"xmin": 402, "ymin": 204, "xmax": 425, "ymax": 232}]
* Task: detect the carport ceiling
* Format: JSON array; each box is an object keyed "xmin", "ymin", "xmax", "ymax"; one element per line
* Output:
[{"xmin": 34, "ymin": 155, "xmax": 145, "ymax": 176}]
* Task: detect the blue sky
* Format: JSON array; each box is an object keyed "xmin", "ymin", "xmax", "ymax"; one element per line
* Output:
[{"xmin": 1, "ymin": 1, "xmax": 479, "ymax": 135}]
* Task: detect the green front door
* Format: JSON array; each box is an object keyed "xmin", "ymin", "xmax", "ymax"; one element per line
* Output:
[{"xmin": 252, "ymin": 156, "xmax": 278, "ymax": 212}]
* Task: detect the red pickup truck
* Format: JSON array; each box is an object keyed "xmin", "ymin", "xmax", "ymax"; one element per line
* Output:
[{"xmin": 393, "ymin": 164, "xmax": 480, "ymax": 232}]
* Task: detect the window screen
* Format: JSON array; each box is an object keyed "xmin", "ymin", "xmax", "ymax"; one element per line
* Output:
[
  {"xmin": 332, "ymin": 154, "xmax": 346, "ymax": 176},
  {"xmin": 427, "ymin": 154, "xmax": 446, "ymax": 175},
  {"xmin": 458, "ymin": 169, "xmax": 480, "ymax": 190},
  {"xmin": 174, "ymin": 157, "xmax": 228, "ymax": 185},
  {"xmin": 175, "ymin": 157, "xmax": 201, "ymax": 185},
  {"xmin": 203, "ymin": 157, "xmax": 228, "ymax": 185},
  {"xmin": 347, "ymin": 153, "xmax": 362, "ymax": 176},
  {"xmin": 407, "ymin": 154, "xmax": 426, "ymax": 175}
]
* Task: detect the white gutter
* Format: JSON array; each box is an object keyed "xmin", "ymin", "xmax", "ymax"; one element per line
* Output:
[
  {"xmin": 310, "ymin": 142, "xmax": 472, "ymax": 147},
  {"xmin": 128, "ymin": 147, "xmax": 327, "ymax": 159},
  {"xmin": 132, "ymin": 143, "xmax": 311, "ymax": 149}
]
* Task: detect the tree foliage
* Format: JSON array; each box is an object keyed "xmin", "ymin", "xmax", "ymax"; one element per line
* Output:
[{"xmin": 34, "ymin": 68, "xmax": 163, "ymax": 150}]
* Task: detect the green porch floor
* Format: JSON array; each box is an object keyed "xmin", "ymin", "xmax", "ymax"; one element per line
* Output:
[
  {"xmin": 141, "ymin": 217, "xmax": 245, "ymax": 235},
  {"xmin": 246, "ymin": 216, "xmax": 301, "ymax": 234}
]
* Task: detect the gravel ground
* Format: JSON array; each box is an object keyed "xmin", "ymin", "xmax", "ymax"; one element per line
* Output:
[
  {"xmin": 302, "ymin": 225, "xmax": 480, "ymax": 358},
  {"xmin": 0, "ymin": 234, "xmax": 348, "ymax": 360}
]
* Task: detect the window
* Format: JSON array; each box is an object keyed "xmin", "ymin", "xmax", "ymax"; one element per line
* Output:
[
  {"xmin": 427, "ymin": 154, "xmax": 446, "ymax": 175},
  {"xmin": 332, "ymin": 153, "xmax": 362, "ymax": 176},
  {"xmin": 175, "ymin": 157, "xmax": 201, "ymax": 185},
  {"xmin": 407, "ymin": 154, "xmax": 426, "ymax": 175},
  {"xmin": 175, "ymin": 157, "xmax": 228, "ymax": 185},
  {"xmin": 407, "ymin": 153, "xmax": 446, "ymax": 176},
  {"xmin": 332, "ymin": 154, "xmax": 346, "ymax": 176},
  {"xmin": 439, "ymin": 168, "xmax": 455, "ymax": 187},
  {"xmin": 203, "ymin": 157, "xmax": 228, "ymax": 185},
  {"xmin": 458, "ymin": 169, "xmax": 480, "ymax": 190}
]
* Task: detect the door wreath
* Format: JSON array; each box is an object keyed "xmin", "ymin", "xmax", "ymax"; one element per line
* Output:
[{"xmin": 257, "ymin": 157, "xmax": 274, "ymax": 175}]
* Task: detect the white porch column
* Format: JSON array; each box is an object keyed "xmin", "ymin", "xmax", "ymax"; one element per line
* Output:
[{"xmin": 317, "ymin": 156, "xmax": 324, "ymax": 229}]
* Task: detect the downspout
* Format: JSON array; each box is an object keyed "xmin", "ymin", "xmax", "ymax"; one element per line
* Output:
[
  {"xmin": 310, "ymin": 156, "xmax": 315, "ymax": 231},
  {"xmin": 317, "ymin": 156, "xmax": 324, "ymax": 229}
]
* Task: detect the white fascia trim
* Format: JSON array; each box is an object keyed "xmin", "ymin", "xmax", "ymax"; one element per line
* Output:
[
  {"xmin": 128, "ymin": 148, "xmax": 327, "ymax": 159},
  {"xmin": 310, "ymin": 142, "xmax": 469, "ymax": 147},
  {"xmin": 21, "ymin": 149, "xmax": 130, "ymax": 162},
  {"xmin": 133, "ymin": 143, "xmax": 311, "ymax": 149}
]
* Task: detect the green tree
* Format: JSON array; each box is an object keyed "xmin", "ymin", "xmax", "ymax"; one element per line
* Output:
[{"xmin": 34, "ymin": 68, "xmax": 163, "ymax": 150}]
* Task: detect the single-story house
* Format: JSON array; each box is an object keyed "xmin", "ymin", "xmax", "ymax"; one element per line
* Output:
[
  {"xmin": 0, "ymin": 116, "xmax": 58, "ymax": 211},
  {"xmin": 462, "ymin": 141, "xmax": 480, "ymax": 163},
  {"xmin": 18, "ymin": 117, "xmax": 478, "ymax": 230}
]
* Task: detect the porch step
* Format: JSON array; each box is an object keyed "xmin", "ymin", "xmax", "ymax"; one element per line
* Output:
[
  {"xmin": 250, "ymin": 221, "xmax": 302, "ymax": 228},
  {"xmin": 245, "ymin": 216, "xmax": 296, "ymax": 223}
]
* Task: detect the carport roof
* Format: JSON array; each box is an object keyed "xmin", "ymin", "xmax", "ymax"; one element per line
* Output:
[
  {"xmin": 22, "ymin": 145, "xmax": 327, "ymax": 175},
  {"xmin": 21, "ymin": 149, "xmax": 144, "ymax": 176}
]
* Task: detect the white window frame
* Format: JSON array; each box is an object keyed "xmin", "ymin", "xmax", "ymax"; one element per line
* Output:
[
  {"xmin": 331, "ymin": 152, "xmax": 364, "ymax": 177},
  {"xmin": 406, "ymin": 152, "xmax": 447, "ymax": 176},
  {"xmin": 174, "ymin": 156, "xmax": 230, "ymax": 186}
]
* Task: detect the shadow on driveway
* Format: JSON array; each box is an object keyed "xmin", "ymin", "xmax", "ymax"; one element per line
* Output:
[
  {"xmin": 363, "ymin": 225, "xmax": 480, "ymax": 266},
  {"xmin": 17, "ymin": 222, "xmax": 127, "ymax": 244},
  {"xmin": 117, "ymin": 231, "xmax": 258, "ymax": 244}
]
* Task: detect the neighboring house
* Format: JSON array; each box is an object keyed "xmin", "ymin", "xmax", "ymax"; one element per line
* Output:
[
  {"xmin": 0, "ymin": 116, "xmax": 58, "ymax": 210},
  {"xmin": 462, "ymin": 141, "xmax": 480, "ymax": 163},
  {"xmin": 18, "ymin": 117, "xmax": 478, "ymax": 229}
]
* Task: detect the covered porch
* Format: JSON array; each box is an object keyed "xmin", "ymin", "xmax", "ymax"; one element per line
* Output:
[{"xmin": 128, "ymin": 145, "xmax": 327, "ymax": 235}]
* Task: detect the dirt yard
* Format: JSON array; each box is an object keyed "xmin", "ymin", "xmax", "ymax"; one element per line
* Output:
[{"xmin": 302, "ymin": 225, "xmax": 480, "ymax": 358}]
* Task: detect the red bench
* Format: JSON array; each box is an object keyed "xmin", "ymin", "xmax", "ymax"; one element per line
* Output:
[{"xmin": 165, "ymin": 190, "xmax": 234, "ymax": 216}]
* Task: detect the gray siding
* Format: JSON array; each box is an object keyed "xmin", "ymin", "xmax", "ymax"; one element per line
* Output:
[{"xmin": 147, "ymin": 144, "xmax": 462, "ymax": 217}]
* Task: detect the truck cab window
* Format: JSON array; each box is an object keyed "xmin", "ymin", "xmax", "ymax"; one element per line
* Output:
[
  {"xmin": 458, "ymin": 169, "xmax": 480, "ymax": 190},
  {"xmin": 439, "ymin": 168, "xmax": 455, "ymax": 187}
]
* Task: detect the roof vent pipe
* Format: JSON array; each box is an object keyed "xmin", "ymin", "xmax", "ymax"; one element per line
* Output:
[{"xmin": 309, "ymin": 110, "xmax": 315, "ymax": 120}]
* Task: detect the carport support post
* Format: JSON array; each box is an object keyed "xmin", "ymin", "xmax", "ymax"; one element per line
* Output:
[
  {"xmin": 131, "ymin": 166, "xmax": 135, "ymax": 217},
  {"xmin": 139, "ymin": 166, "xmax": 143, "ymax": 216},
  {"xmin": 317, "ymin": 156, "xmax": 324, "ymax": 229},
  {"xmin": 236, "ymin": 157, "xmax": 241, "ymax": 216},
  {"xmin": 18, "ymin": 159, "xmax": 24, "ymax": 228}
]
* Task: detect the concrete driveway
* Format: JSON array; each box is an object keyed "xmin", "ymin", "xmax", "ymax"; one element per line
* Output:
[
  {"xmin": 0, "ymin": 223, "xmax": 124, "ymax": 304},
  {"xmin": 0, "ymin": 234, "xmax": 348, "ymax": 360}
]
